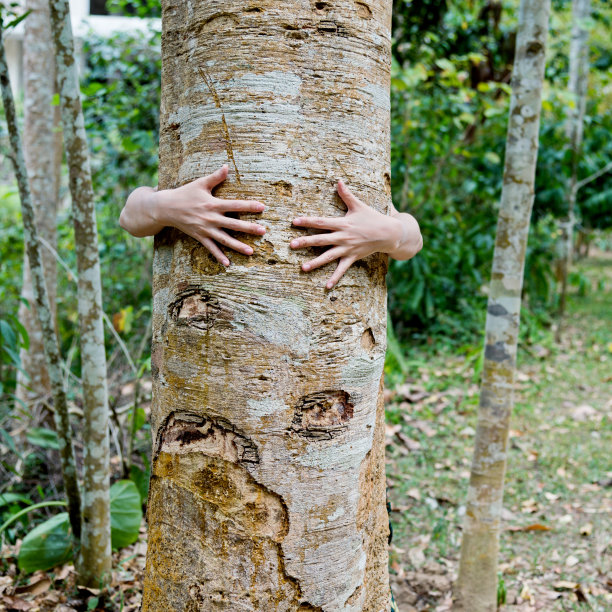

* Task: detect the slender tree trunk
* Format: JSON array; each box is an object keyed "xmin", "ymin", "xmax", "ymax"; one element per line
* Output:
[
  {"xmin": 48, "ymin": 0, "xmax": 111, "ymax": 585},
  {"xmin": 556, "ymin": 0, "xmax": 590, "ymax": 340},
  {"xmin": 15, "ymin": 0, "xmax": 60, "ymax": 404},
  {"xmin": 143, "ymin": 1, "xmax": 392, "ymax": 609},
  {"xmin": 454, "ymin": 1, "xmax": 551, "ymax": 610},
  {"xmin": 0, "ymin": 17, "xmax": 81, "ymax": 544}
]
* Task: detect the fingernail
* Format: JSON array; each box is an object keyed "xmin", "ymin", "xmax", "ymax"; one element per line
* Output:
[
  {"xmin": 290, "ymin": 240, "xmax": 298, "ymax": 248},
  {"xmin": 223, "ymin": 259, "xmax": 230, "ymax": 267},
  {"xmin": 302, "ymin": 263, "xmax": 310, "ymax": 271},
  {"xmin": 246, "ymin": 248, "xmax": 253, "ymax": 255},
  {"xmin": 258, "ymin": 226, "xmax": 266, "ymax": 234},
  {"xmin": 326, "ymin": 282, "xmax": 333, "ymax": 289},
  {"xmin": 293, "ymin": 218, "xmax": 301, "ymax": 225}
]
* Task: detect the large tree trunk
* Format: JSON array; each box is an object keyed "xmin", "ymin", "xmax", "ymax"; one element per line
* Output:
[
  {"xmin": 556, "ymin": 0, "xmax": 590, "ymax": 340},
  {"xmin": 15, "ymin": 0, "xmax": 60, "ymax": 404},
  {"xmin": 143, "ymin": 1, "xmax": 392, "ymax": 610},
  {"xmin": 454, "ymin": 0, "xmax": 551, "ymax": 610},
  {"xmin": 49, "ymin": 0, "xmax": 111, "ymax": 586}
]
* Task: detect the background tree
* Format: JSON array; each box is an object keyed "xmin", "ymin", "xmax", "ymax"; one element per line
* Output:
[
  {"xmin": 556, "ymin": 0, "xmax": 591, "ymax": 339},
  {"xmin": 49, "ymin": 0, "xmax": 111, "ymax": 585},
  {"xmin": 454, "ymin": 0, "xmax": 551, "ymax": 609},
  {"xmin": 142, "ymin": 0, "xmax": 392, "ymax": 608},
  {"xmin": 15, "ymin": 0, "xmax": 61, "ymax": 405},
  {"xmin": 456, "ymin": 0, "xmax": 550, "ymax": 612},
  {"xmin": 0, "ymin": 7, "xmax": 82, "ymax": 552}
]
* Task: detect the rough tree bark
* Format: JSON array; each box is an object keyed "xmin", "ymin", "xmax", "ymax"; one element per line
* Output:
[
  {"xmin": 556, "ymin": 0, "xmax": 590, "ymax": 339},
  {"xmin": 0, "ymin": 16, "xmax": 81, "ymax": 544},
  {"xmin": 454, "ymin": 0, "xmax": 551, "ymax": 610},
  {"xmin": 48, "ymin": 0, "xmax": 111, "ymax": 585},
  {"xmin": 142, "ymin": 1, "xmax": 392, "ymax": 610},
  {"xmin": 15, "ymin": 0, "xmax": 61, "ymax": 404}
]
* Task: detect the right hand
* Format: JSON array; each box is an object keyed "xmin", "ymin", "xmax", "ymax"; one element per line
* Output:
[{"xmin": 154, "ymin": 164, "xmax": 266, "ymax": 266}]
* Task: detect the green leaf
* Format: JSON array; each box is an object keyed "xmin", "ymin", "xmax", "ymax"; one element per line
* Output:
[
  {"xmin": 10, "ymin": 317, "xmax": 29, "ymax": 350},
  {"xmin": 128, "ymin": 406, "xmax": 146, "ymax": 433},
  {"xmin": 129, "ymin": 464, "xmax": 150, "ymax": 504},
  {"xmin": 18, "ymin": 513, "xmax": 73, "ymax": 573},
  {"xmin": 0, "ymin": 320, "xmax": 17, "ymax": 351},
  {"xmin": 110, "ymin": 480, "xmax": 142, "ymax": 549},
  {"xmin": 0, "ymin": 492, "xmax": 32, "ymax": 507},
  {"xmin": 26, "ymin": 428, "xmax": 60, "ymax": 450},
  {"xmin": 4, "ymin": 10, "xmax": 31, "ymax": 30}
]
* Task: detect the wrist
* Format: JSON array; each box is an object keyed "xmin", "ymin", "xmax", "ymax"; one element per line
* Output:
[
  {"xmin": 150, "ymin": 188, "xmax": 169, "ymax": 227},
  {"xmin": 384, "ymin": 215, "xmax": 405, "ymax": 254}
]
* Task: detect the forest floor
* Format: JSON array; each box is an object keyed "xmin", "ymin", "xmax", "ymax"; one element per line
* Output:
[
  {"xmin": 1, "ymin": 254, "xmax": 611, "ymax": 612},
  {"xmin": 387, "ymin": 252, "xmax": 612, "ymax": 611}
]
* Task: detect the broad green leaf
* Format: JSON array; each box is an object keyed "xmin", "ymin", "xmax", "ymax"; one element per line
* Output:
[
  {"xmin": 110, "ymin": 480, "xmax": 142, "ymax": 549},
  {"xmin": 18, "ymin": 513, "xmax": 72, "ymax": 573},
  {"xmin": 26, "ymin": 428, "xmax": 60, "ymax": 450}
]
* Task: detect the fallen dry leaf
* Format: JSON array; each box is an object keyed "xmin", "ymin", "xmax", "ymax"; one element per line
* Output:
[
  {"xmin": 14, "ymin": 576, "xmax": 51, "ymax": 597},
  {"xmin": 1, "ymin": 594, "xmax": 34, "ymax": 611},
  {"xmin": 565, "ymin": 554, "xmax": 580, "ymax": 567},
  {"xmin": 554, "ymin": 580, "xmax": 579, "ymax": 590},
  {"xmin": 507, "ymin": 523, "xmax": 552, "ymax": 532},
  {"xmin": 396, "ymin": 432, "xmax": 421, "ymax": 451}
]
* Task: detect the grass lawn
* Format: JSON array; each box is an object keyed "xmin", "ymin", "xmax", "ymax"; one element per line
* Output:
[{"xmin": 386, "ymin": 253, "xmax": 612, "ymax": 611}]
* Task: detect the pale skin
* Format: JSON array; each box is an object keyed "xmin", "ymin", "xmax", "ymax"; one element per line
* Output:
[{"xmin": 119, "ymin": 164, "xmax": 423, "ymax": 288}]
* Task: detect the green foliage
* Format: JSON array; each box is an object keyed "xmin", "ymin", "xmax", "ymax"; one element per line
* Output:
[
  {"xmin": 109, "ymin": 480, "xmax": 142, "ymax": 549},
  {"xmin": 14, "ymin": 480, "xmax": 142, "ymax": 574},
  {"xmin": 25, "ymin": 428, "xmax": 61, "ymax": 450},
  {"xmin": 497, "ymin": 573, "xmax": 507, "ymax": 607},
  {"xmin": 17, "ymin": 512, "xmax": 73, "ymax": 573},
  {"xmin": 129, "ymin": 462, "xmax": 150, "ymax": 504},
  {"xmin": 387, "ymin": 0, "xmax": 612, "ymax": 348},
  {"xmin": 81, "ymin": 26, "xmax": 160, "ymax": 334},
  {"xmin": 0, "ymin": 312, "xmax": 28, "ymax": 404}
]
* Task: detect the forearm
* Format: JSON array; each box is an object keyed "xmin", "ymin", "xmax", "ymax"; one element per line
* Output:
[
  {"xmin": 119, "ymin": 186, "xmax": 165, "ymax": 237},
  {"xmin": 386, "ymin": 211, "xmax": 423, "ymax": 261}
]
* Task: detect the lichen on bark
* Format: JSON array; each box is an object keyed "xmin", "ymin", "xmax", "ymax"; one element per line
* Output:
[
  {"xmin": 48, "ymin": 0, "xmax": 111, "ymax": 585},
  {"xmin": 16, "ymin": 0, "xmax": 61, "ymax": 404}
]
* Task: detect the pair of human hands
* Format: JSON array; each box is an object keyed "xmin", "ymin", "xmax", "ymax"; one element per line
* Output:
[{"xmin": 148, "ymin": 164, "xmax": 420, "ymax": 289}]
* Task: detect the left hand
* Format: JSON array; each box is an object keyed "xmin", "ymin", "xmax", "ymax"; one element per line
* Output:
[{"xmin": 291, "ymin": 180, "xmax": 409, "ymax": 289}]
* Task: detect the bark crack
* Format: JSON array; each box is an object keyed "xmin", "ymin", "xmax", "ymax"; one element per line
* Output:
[{"xmin": 199, "ymin": 67, "xmax": 242, "ymax": 184}]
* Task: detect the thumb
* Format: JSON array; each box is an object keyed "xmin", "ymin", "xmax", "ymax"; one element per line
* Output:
[
  {"xmin": 337, "ymin": 179, "xmax": 362, "ymax": 211},
  {"xmin": 200, "ymin": 164, "xmax": 229, "ymax": 191}
]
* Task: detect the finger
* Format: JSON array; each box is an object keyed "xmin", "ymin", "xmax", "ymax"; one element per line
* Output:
[
  {"xmin": 292, "ymin": 216, "xmax": 345, "ymax": 230},
  {"xmin": 301, "ymin": 246, "xmax": 346, "ymax": 272},
  {"xmin": 214, "ymin": 198, "xmax": 266, "ymax": 214},
  {"xmin": 199, "ymin": 165, "xmax": 229, "ymax": 191},
  {"xmin": 200, "ymin": 236, "xmax": 230, "ymax": 267},
  {"xmin": 290, "ymin": 232, "xmax": 342, "ymax": 249},
  {"xmin": 326, "ymin": 256, "xmax": 355, "ymax": 289},
  {"xmin": 210, "ymin": 228, "xmax": 254, "ymax": 256},
  {"xmin": 219, "ymin": 215, "xmax": 267, "ymax": 236},
  {"xmin": 337, "ymin": 179, "xmax": 363, "ymax": 211}
]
